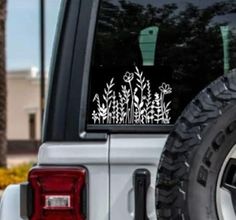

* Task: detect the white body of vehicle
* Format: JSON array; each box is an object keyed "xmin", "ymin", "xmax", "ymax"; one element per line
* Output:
[{"xmin": 0, "ymin": 135, "xmax": 167, "ymax": 220}]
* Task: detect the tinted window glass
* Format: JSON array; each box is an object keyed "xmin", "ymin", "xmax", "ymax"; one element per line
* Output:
[{"xmin": 88, "ymin": 0, "xmax": 236, "ymax": 126}]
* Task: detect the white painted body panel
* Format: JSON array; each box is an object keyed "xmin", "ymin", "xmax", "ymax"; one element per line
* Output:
[
  {"xmin": 0, "ymin": 135, "xmax": 167, "ymax": 220},
  {"xmin": 109, "ymin": 135, "xmax": 167, "ymax": 220},
  {"xmin": 38, "ymin": 142, "xmax": 109, "ymax": 164},
  {"xmin": 0, "ymin": 185, "xmax": 24, "ymax": 220}
]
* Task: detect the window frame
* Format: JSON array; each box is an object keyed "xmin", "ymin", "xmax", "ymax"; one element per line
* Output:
[
  {"xmin": 43, "ymin": 0, "xmax": 236, "ymax": 142},
  {"xmin": 43, "ymin": 0, "xmax": 82, "ymax": 142},
  {"xmin": 66, "ymin": 0, "xmax": 173, "ymax": 142},
  {"xmin": 44, "ymin": 0, "xmax": 174, "ymax": 143},
  {"xmin": 65, "ymin": 0, "xmax": 109, "ymax": 141}
]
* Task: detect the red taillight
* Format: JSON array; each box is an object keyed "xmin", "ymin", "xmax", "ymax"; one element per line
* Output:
[{"xmin": 28, "ymin": 167, "xmax": 87, "ymax": 220}]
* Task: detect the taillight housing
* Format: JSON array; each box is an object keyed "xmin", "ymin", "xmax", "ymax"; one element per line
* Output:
[{"xmin": 28, "ymin": 167, "xmax": 87, "ymax": 220}]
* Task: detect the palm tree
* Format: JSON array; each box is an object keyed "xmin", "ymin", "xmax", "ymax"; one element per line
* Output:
[{"xmin": 0, "ymin": 0, "xmax": 7, "ymax": 167}]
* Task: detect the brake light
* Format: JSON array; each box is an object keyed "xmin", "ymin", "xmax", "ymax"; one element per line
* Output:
[{"xmin": 28, "ymin": 167, "xmax": 86, "ymax": 220}]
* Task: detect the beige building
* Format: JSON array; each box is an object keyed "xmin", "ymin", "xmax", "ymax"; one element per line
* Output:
[{"xmin": 7, "ymin": 69, "xmax": 42, "ymax": 148}]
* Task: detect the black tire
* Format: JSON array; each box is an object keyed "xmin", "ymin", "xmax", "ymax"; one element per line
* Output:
[{"xmin": 156, "ymin": 71, "xmax": 236, "ymax": 220}]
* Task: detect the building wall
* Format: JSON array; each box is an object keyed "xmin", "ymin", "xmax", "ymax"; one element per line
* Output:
[{"xmin": 7, "ymin": 70, "xmax": 41, "ymax": 140}]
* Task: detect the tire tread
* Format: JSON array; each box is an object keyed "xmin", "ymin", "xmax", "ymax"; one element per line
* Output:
[{"xmin": 156, "ymin": 72, "xmax": 236, "ymax": 220}]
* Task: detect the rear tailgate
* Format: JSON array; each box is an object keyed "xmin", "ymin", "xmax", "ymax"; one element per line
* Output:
[{"xmin": 109, "ymin": 134, "xmax": 167, "ymax": 220}]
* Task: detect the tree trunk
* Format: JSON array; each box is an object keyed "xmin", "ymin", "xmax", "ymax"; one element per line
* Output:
[{"xmin": 0, "ymin": 0, "xmax": 7, "ymax": 167}]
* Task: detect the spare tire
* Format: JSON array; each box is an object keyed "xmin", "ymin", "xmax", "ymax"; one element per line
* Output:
[{"xmin": 156, "ymin": 71, "xmax": 236, "ymax": 220}]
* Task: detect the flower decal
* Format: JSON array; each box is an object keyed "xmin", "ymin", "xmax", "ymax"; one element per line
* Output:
[
  {"xmin": 123, "ymin": 72, "xmax": 134, "ymax": 83},
  {"xmin": 159, "ymin": 83, "xmax": 172, "ymax": 95},
  {"xmin": 154, "ymin": 92, "xmax": 159, "ymax": 100},
  {"xmin": 92, "ymin": 66, "xmax": 172, "ymax": 124}
]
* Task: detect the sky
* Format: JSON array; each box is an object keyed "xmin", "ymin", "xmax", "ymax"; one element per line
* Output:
[{"xmin": 6, "ymin": 0, "xmax": 61, "ymax": 71}]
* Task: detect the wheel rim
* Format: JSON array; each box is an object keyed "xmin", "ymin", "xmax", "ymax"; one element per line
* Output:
[{"xmin": 217, "ymin": 144, "xmax": 236, "ymax": 220}]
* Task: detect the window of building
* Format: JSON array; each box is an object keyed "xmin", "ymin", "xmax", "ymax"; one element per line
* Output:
[
  {"xmin": 29, "ymin": 113, "xmax": 36, "ymax": 140},
  {"xmin": 87, "ymin": 0, "xmax": 236, "ymax": 126}
]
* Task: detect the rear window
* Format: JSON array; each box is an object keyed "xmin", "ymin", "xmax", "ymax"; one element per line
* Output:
[{"xmin": 87, "ymin": 0, "xmax": 236, "ymax": 127}]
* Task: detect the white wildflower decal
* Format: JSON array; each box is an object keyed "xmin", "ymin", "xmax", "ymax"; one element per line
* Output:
[{"xmin": 92, "ymin": 66, "xmax": 172, "ymax": 124}]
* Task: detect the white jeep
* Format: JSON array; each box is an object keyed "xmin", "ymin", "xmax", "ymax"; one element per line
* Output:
[{"xmin": 1, "ymin": 0, "xmax": 236, "ymax": 219}]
